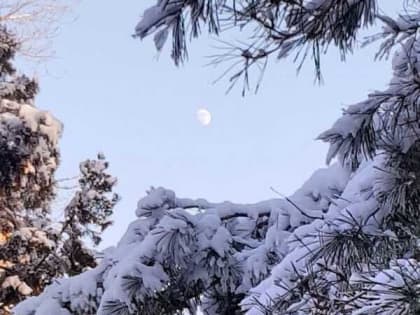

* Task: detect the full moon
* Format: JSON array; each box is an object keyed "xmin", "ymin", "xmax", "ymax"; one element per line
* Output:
[{"xmin": 196, "ymin": 108, "xmax": 212, "ymax": 126}]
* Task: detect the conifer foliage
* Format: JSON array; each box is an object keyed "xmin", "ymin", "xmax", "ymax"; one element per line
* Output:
[
  {"xmin": 0, "ymin": 28, "xmax": 119, "ymax": 314},
  {"xmin": 14, "ymin": 1, "xmax": 420, "ymax": 315}
]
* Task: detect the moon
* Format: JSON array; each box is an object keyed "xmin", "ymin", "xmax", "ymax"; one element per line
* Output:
[{"xmin": 196, "ymin": 108, "xmax": 212, "ymax": 126}]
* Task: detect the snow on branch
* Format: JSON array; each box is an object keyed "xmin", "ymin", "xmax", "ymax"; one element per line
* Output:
[
  {"xmin": 135, "ymin": 0, "xmax": 378, "ymax": 93},
  {"xmin": 14, "ymin": 161, "xmax": 350, "ymax": 315}
]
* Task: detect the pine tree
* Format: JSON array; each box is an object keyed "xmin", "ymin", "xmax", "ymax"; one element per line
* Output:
[
  {"xmin": 14, "ymin": 1, "xmax": 420, "ymax": 315},
  {"xmin": 0, "ymin": 28, "xmax": 119, "ymax": 314}
]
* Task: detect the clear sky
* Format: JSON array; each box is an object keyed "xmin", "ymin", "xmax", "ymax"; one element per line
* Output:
[{"xmin": 28, "ymin": 1, "xmax": 399, "ymax": 249}]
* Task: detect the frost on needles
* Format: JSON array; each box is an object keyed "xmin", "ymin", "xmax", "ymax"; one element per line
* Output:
[{"xmin": 14, "ymin": 1, "xmax": 420, "ymax": 315}]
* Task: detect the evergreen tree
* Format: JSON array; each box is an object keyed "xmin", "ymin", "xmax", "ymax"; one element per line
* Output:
[
  {"xmin": 14, "ymin": 1, "xmax": 420, "ymax": 315},
  {"xmin": 0, "ymin": 28, "xmax": 119, "ymax": 314}
]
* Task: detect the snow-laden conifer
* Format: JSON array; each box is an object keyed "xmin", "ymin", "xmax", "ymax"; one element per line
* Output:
[{"xmin": 0, "ymin": 28, "xmax": 119, "ymax": 314}]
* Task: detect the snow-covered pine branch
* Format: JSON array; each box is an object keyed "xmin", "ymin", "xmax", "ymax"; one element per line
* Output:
[
  {"xmin": 14, "ymin": 163, "xmax": 350, "ymax": 315},
  {"xmin": 135, "ymin": 0, "xmax": 378, "ymax": 93},
  {"xmin": 134, "ymin": 0, "xmax": 420, "ymax": 96}
]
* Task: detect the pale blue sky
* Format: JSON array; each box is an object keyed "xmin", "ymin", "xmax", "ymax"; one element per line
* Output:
[{"xmin": 29, "ymin": 1, "xmax": 398, "ymax": 248}]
